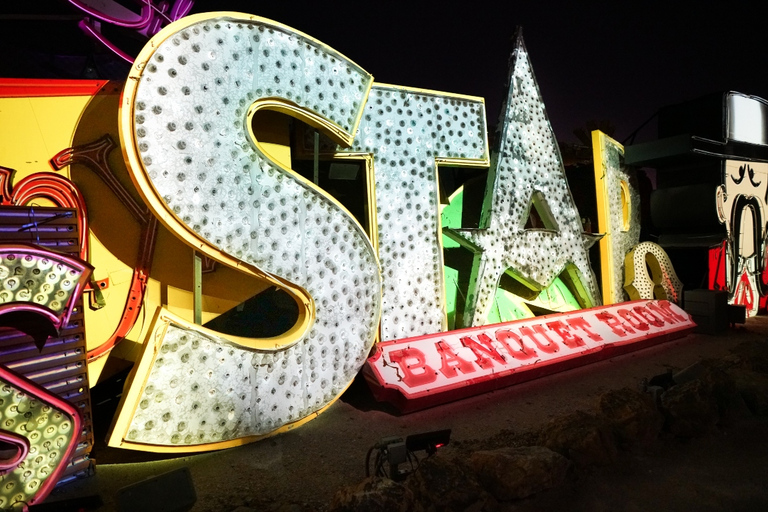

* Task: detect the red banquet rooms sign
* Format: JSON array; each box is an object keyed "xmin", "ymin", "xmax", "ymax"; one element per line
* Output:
[{"xmin": 365, "ymin": 300, "xmax": 695, "ymax": 412}]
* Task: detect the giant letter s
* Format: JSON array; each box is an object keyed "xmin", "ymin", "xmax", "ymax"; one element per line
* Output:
[{"xmin": 109, "ymin": 13, "xmax": 382, "ymax": 451}]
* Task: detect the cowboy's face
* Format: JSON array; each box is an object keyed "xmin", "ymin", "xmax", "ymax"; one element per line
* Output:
[{"xmin": 717, "ymin": 161, "xmax": 768, "ymax": 249}]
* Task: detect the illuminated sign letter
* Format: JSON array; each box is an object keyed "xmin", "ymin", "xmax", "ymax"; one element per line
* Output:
[
  {"xmin": 460, "ymin": 333, "xmax": 506, "ymax": 369},
  {"xmin": 591, "ymin": 130, "xmax": 640, "ymax": 304},
  {"xmin": 338, "ymin": 85, "xmax": 489, "ymax": 341},
  {"xmin": 546, "ymin": 320, "xmax": 585, "ymax": 349},
  {"xmin": 494, "ymin": 329, "xmax": 537, "ymax": 360},
  {"xmin": 436, "ymin": 340, "xmax": 475, "ymax": 378},
  {"xmin": 388, "ymin": 348, "xmax": 437, "ymax": 387},
  {"xmin": 623, "ymin": 242, "xmax": 683, "ymax": 303},
  {"xmin": 110, "ymin": 13, "xmax": 382, "ymax": 452},
  {"xmin": 445, "ymin": 30, "xmax": 600, "ymax": 327},
  {"xmin": 566, "ymin": 317, "xmax": 603, "ymax": 341},
  {"xmin": 0, "ymin": 366, "xmax": 82, "ymax": 509},
  {"xmin": 519, "ymin": 325, "xmax": 559, "ymax": 353}
]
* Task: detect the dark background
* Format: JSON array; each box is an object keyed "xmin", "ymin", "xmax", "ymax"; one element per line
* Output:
[{"xmin": 1, "ymin": 1, "xmax": 766, "ymax": 143}]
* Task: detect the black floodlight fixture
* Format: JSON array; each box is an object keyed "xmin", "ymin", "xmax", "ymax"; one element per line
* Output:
[
  {"xmin": 365, "ymin": 429, "xmax": 452, "ymax": 481},
  {"xmin": 405, "ymin": 429, "xmax": 451, "ymax": 455}
]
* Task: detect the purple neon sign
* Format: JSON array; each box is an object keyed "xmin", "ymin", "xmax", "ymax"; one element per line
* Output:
[{"xmin": 67, "ymin": 0, "xmax": 195, "ymax": 62}]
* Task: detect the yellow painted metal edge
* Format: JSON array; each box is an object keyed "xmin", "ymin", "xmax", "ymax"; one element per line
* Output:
[{"xmin": 591, "ymin": 129, "xmax": 624, "ymax": 305}]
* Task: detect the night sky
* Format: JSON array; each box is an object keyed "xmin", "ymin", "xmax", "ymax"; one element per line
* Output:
[{"xmin": 1, "ymin": 1, "xmax": 766, "ymax": 143}]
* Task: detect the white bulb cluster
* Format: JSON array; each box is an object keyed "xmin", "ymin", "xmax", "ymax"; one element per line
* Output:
[{"xmin": 0, "ymin": 250, "xmax": 84, "ymax": 314}]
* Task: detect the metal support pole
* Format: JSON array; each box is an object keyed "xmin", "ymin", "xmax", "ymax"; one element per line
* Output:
[
  {"xmin": 313, "ymin": 130, "xmax": 320, "ymax": 185},
  {"xmin": 193, "ymin": 252, "xmax": 202, "ymax": 325}
]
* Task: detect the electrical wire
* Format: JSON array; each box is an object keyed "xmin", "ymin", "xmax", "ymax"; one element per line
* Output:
[{"xmin": 365, "ymin": 442, "xmax": 430, "ymax": 480}]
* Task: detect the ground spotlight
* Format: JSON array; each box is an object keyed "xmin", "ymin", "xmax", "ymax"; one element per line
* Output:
[{"xmin": 366, "ymin": 429, "xmax": 451, "ymax": 481}]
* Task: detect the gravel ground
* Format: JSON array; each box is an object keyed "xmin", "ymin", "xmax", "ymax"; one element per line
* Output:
[{"xmin": 47, "ymin": 316, "xmax": 768, "ymax": 511}]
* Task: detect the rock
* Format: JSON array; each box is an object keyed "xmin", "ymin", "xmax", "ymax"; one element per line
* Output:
[
  {"xmin": 406, "ymin": 455, "xmax": 488, "ymax": 512},
  {"xmin": 328, "ymin": 477, "xmax": 421, "ymax": 512},
  {"xmin": 697, "ymin": 365, "xmax": 754, "ymax": 425},
  {"xmin": 730, "ymin": 340, "xmax": 768, "ymax": 374},
  {"xmin": 272, "ymin": 504, "xmax": 307, "ymax": 512},
  {"xmin": 660, "ymin": 378, "xmax": 719, "ymax": 437},
  {"xmin": 537, "ymin": 411, "xmax": 617, "ymax": 466},
  {"xmin": 467, "ymin": 446, "xmax": 569, "ymax": 501},
  {"xmin": 598, "ymin": 387, "xmax": 664, "ymax": 449},
  {"xmin": 673, "ymin": 362, "xmax": 709, "ymax": 385},
  {"xmin": 728, "ymin": 368, "xmax": 768, "ymax": 416},
  {"xmin": 473, "ymin": 428, "xmax": 539, "ymax": 451}
]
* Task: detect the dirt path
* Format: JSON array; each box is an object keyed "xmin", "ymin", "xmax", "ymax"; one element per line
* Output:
[{"xmin": 48, "ymin": 318, "xmax": 768, "ymax": 511}]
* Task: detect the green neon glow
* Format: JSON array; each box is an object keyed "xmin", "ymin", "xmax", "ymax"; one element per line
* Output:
[{"xmin": 442, "ymin": 187, "xmax": 466, "ymax": 330}]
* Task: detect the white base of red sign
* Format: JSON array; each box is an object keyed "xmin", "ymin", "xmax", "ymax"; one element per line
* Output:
[{"xmin": 364, "ymin": 300, "xmax": 695, "ymax": 412}]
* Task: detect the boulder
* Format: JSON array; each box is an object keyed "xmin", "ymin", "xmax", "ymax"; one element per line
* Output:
[
  {"xmin": 660, "ymin": 378, "xmax": 719, "ymax": 437},
  {"xmin": 467, "ymin": 446, "xmax": 569, "ymax": 501},
  {"xmin": 598, "ymin": 388, "xmax": 664, "ymax": 449},
  {"xmin": 405, "ymin": 455, "xmax": 488, "ymax": 512},
  {"xmin": 697, "ymin": 364, "xmax": 754, "ymax": 425},
  {"xmin": 728, "ymin": 368, "xmax": 768, "ymax": 416},
  {"xmin": 730, "ymin": 340, "xmax": 768, "ymax": 375},
  {"xmin": 328, "ymin": 477, "xmax": 422, "ymax": 512},
  {"xmin": 537, "ymin": 411, "xmax": 617, "ymax": 466}
]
